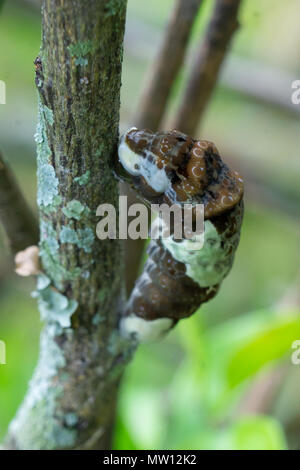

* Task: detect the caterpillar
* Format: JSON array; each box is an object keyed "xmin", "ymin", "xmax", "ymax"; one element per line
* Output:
[{"xmin": 117, "ymin": 128, "xmax": 244, "ymax": 342}]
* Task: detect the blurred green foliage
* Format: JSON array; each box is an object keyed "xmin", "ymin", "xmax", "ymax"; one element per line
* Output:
[{"xmin": 0, "ymin": 0, "xmax": 300, "ymax": 450}]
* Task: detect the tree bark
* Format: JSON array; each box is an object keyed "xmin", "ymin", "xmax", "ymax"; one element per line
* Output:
[{"xmin": 4, "ymin": 0, "xmax": 132, "ymax": 450}]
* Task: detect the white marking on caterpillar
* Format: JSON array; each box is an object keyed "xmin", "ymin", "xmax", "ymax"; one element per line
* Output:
[
  {"xmin": 150, "ymin": 215, "xmax": 204, "ymax": 249},
  {"xmin": 162, "ymin": 219, "xmax": 239, "ymax": 287},
  {"xmin": 118, "ymin": 135, "xmax": 170, "ymax": 193},
  {"xmin": 118, "ymin": 135, "xmax": 140, "ymax": 175},
  {"xmin": 120, "ymin": 314, "xmax": 173, "ymax": 342}
]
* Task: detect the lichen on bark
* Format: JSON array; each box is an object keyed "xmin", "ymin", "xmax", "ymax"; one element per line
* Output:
[{"xmin": 4, "ymin": 0, "xmax": 133, "ymax": 450}]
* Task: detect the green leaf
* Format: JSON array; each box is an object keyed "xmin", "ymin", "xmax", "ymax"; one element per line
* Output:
[
  {"xmin": 119, "ymin": 389, "xmax": 167, "ymax": 449},
  {"xmin": 113, "ymin": 415, "xmax": 138, "ymax": 451},
  {"xmin": 226, "ymin": 416, "xmax": 287, "ymax": 450},
  {"xmin": 227, "ymin": 316, "xmax": 300, "ymax": 387}
]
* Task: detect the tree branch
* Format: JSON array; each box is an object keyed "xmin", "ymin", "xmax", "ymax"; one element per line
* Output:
[
  {"xmin": 4, "ymin": 0, "xmax": 132, "ymax": 450},
  {"xmin": 0, "ymin": 151, "xmax": 39, "ymax": 254},
  {"xmin": 221, "ymin": 56, "xmax": 300, "ymax": 117},
  {"xmin": 171, "ymin": 0, "xmax": 242, "ymax": 136},
  {"xmin": 134, "ymin": 0, "xmax": 203, "ymax": 130}
]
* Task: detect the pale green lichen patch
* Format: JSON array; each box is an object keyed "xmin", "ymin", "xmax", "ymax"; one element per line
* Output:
[
  {"xmin": 92, "ymin": 313, "xmax": 103, "ymax": 326},
  {"xmin": 39, "ymin": 220, "xmax": 82, "ymax": 286},
  {"xmin": 43, "ymin": 105, "xmax": 54, "ymax": 126},
  {"xmin": 32, "ymin": 274, "xmax": 78, "ymax": 329},
  {"xmin": 35, "ymin": 99, "xmax": 59, "ymax": 208},
  {"xmin": 39, "ymin": 220, "xmax": 65, "ymax": 285},
  {"xmin": 163, "ymin": 219, "xmax": 240, "ymax": 287},
  {"xmin": 68, "ymin": 41, "xmax": 93, "ymax": 66},
  {"xmin": 37, "ymin": 273, "xmax": 51, "ymax": 290},
  {"xmin": 62, "ymin": 200, "xmax": 90, "ymax": 220},
  {"xmin": 42, "ymin": 195, "xmax": 62, "ymax": 214},
  {"xmin": 60, "ymin": 225, "xmax": 95, "ymax": 253},
  {"xmin": 74, "ymin": 170, "xmax": 90, "ymax": 186},
  {"xmin": 64, "ymin": 413, "xmax": 79, "ymax": 427},
  {"xmin": 8, "ymin": 328, "xmax": 77, "ymax": 450},
  {"xmin": 59, "ymin": 226, "xmax": 77, "ymax": 244},
  {"xmin": 38, "ymin": 164, "xmax": 59, "ymax": 207},
  {"xmin": 37, "ymin": 288, "xmax": 77, "ymax": 328},
  {"xmin": 40, "ymin": 219, "xmax": 59, "ymax": 254},
  {"xmin": 81, "ymin": 270, "xmax": 90, "ymax": 279}
]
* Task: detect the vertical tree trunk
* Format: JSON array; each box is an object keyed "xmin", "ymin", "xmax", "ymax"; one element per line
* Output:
[{"xmin": 4, "ymin": 0, "xmax": 132, "ymax": 450}]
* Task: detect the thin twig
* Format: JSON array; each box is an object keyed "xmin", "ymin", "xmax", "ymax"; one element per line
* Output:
[
  {"xmin": 133, "ymin": 0, "xmax": 203, "ymax": 130},
  {"xmin": 171, "ymin": 0, "xmax": 242, "ymax": 136},
  {"xmin": 125, "ymin": 16, "xmax": 300, "ymax": 118},
  {"xmin": 0, "ymin": 152, "xmax": 39, "ymax": 254},
  {"xmin": 236, "ymin": 366, "xmax": 288, "ymax": 416},
  {"xmin": 221, "ymin": 56, "xmax": 300, "ymax": 116}
]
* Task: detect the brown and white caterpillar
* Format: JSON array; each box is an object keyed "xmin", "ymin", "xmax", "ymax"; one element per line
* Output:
[{"xmin": 117, "ymin": 128, "xmax": 244, "ymax": 342}]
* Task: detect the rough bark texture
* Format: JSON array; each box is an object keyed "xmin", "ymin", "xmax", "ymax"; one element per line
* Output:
[
  {"xmin": 4, "ymin": 0, "xmax": 133, "ymax": 450},
  {"xmin": 133, "ymin": 0, "xmax": 203, "ymax": 130},
  {"xmin": 172, "ymin": 0, "xmax": 242, "ymax": 136},
  {"xmin": 0, "ymin": 152, "xmax": 39, "ymax": 253}
]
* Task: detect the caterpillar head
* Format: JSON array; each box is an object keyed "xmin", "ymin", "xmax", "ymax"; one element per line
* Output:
[{"xmin": 117, "ymin": 128, "xmax": 244, "ymax": 218}]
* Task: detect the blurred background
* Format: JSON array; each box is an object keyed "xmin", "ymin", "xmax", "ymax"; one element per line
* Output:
[{"xmin": 0, "ymin": 0, "xmax": 300, "ymax": 450}]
